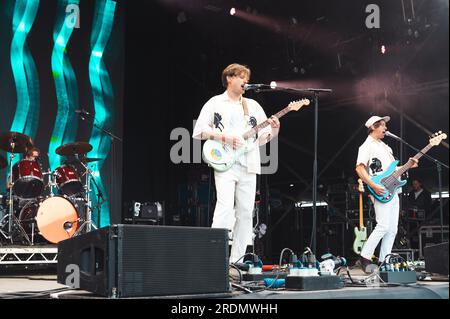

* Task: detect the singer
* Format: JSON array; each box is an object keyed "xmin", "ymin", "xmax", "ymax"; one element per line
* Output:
[
  {"xmin": 193, "ymin": 63, "xmax": 280, "ymax": 264},
  {"xmin": 355, "ymin": 115, "xmax": 418, "ymax": 273}
]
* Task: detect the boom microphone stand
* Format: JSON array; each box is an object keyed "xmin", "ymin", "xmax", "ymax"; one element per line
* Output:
[
  {"xmin": 385, "ymin": 131, "xmax": 449, "ymax": 242},
  {"xmin": 248, "ymin": 84, "xmax": 332, "ymax": 255},
  {"xmin": 76, "ymin": 109, "xmax": 123, "ymax": 227}
]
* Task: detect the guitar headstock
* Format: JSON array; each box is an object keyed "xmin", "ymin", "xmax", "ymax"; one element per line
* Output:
[
  {"xmin": 429, "ymin": 131, "xmax": 447, "ymax": 146},
  {"xmin": 288, "ymin": 99, "xmax": 310, "ymax": 112},
  {"xmin": 357, "ymin": 179, "xmax": 364, "ymax": 193}
]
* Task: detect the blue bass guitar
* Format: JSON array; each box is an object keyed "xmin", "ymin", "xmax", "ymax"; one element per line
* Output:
[{"xmin": 368, "ymin": 132, "xmax": 447, "ymax": 203}]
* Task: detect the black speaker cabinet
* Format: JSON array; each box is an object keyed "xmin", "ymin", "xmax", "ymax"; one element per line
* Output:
[
  {"xmin": 424, "ymin": 241, "xmax": 449, "ymax": 276},
  {"xmin": 57, "ymin": 224, "xmax": 229, "ymax": 297}
]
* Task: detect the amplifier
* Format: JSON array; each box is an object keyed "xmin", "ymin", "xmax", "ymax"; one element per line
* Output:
[{"xmin": 57, "ymin": 224, "xmax": 229, "ymax": 297}]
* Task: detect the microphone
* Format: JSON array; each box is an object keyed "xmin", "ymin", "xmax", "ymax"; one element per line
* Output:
[
  {"xmin": 385, "ymin": 131, "xmax": 401, "ymax": 140},
  {"xmin": 243, "ymin": 83, "xmax": 265, "ymax": 91},
  {"xmin": 75, "ymin": 109, "xmax": 90, "ymax": 115}
]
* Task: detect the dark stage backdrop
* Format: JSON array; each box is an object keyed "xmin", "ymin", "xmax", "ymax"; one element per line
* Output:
[{"xmin": 0, "ymin": 0, "xmax": 124, "ymax": 226}]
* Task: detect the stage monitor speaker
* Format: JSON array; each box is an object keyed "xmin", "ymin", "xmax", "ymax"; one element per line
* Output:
[
  {"xmin": 57, "ymin": 224, "xmax": 229, "ymax": 297},
  {"xmin": 424, "ymin": 241, "xmax": 449, "ymax": 276}
]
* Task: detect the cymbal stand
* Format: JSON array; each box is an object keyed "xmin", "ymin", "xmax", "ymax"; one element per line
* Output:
[
  {"xmin": 73, "ymin": 158, "xmax": 97, "ymax": 235},
  {"xmin": 0, "ymin": 139, "xmax": 31, "ymax": 245}
]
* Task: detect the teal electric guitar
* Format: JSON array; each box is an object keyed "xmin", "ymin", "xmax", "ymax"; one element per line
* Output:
[
  {"xmin": 368, "ymin": 132, "xmax": 447, "ymax": 203},
  {"xmin": 202, "ymin": 99, "xmax": 310, "ymax": 172},
  {"xmin": 353, "ymin": 179, "xmax": 367, "ymax": 255}
]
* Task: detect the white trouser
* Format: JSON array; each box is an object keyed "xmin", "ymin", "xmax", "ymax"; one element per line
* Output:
[
  {"xmin": 212, "ymin": 163, "xmax": 256, "ymax": 263},
  {"xmin": 361, "ymin": 194, "xmax": 399, "ymax": 263}
]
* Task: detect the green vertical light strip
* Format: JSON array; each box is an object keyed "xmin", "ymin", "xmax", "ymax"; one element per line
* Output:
[
  {"xmin": 7, "ymin": 0, "xmax": 40, "ymax": 175},
  {"xmin": 48, "ymin": 0, "xmax": 80, "ymax": 171},
  {"xmin": 88, "ymin": 0, "xmax": 117, "ymax": 227}
]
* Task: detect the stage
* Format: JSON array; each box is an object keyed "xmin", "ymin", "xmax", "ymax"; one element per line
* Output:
[{"xmin": 0, "ymin": 267, "xmax": 447, "ymax": 300}]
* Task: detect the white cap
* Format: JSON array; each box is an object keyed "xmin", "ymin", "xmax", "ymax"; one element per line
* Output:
[{"xmin": 365, "ymin": 115, "xmax": 390, "ymax": 128}]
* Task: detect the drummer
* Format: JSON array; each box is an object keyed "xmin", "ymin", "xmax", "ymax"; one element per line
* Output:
[{"xmin": 6, "ymin": 147, "xmax": 41, "ymax": 189}]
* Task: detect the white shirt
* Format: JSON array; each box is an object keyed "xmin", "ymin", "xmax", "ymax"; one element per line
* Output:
[
  {"xmin": 356, "ymin": 135, "xmax": 401, "ymax": 193},
  {"xmin": 193, "ymin": 92, "xmax": 272, "ymax": 174},
  {"xmin": 356, "ymin": 135, "xmax": 396, "ymax": 176}
]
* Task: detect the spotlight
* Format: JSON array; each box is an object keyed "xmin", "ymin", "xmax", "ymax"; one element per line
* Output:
[
  {"xmin": 270, "ymin": 81, "xmax": 277, "ymax": 89},
  {"xmin": 230, "ymin": 8, "xmax": 236, "ymax": 16},
  {"xmin": 380, "ymin": 45, "xmax": 386, "ymax": 54}
]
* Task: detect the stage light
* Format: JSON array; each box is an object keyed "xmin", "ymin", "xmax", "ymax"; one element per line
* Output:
[
  {"xmin": 381, "ymin": 45, "xmax": 386, "ymax": 54},
  {"xmin": 270, "ymin": 81, "xmax": 277, "ymax": 89},
  {"xmin": 230, "ymin": 8, "xmax": 236, "ymax": 16}
]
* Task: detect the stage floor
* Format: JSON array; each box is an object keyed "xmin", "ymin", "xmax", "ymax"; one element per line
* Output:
[{"xmin": 0, "ymin": 268, "xmax": 447, "ymax": 299}]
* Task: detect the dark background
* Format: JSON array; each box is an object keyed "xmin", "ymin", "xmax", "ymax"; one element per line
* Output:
[{"xmin": 123, "ymin": 0, "xmax": 448, "ymax": 261}]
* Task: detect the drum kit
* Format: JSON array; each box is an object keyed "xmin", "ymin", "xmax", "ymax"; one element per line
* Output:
[{"xmin": 0, "ymin": 132, "xmax": 103, "ymax": 245}]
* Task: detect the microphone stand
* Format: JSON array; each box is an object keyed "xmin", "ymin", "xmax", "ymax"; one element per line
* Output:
[
  {"xmin": 77, "ymin": 111, "xmax": 123, "ymax": 227},
  {"xmin": 248, "ymin": 85, "xmax": 332, "ymax": 255},
  {"xmin": 386, "ymin": 133, "xmax": 449, "ymax": 242}
]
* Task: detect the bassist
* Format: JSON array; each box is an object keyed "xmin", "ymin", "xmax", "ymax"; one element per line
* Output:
[{"xmin": 355, "ymin": 115, "xmax": 418, "ymax": 273}]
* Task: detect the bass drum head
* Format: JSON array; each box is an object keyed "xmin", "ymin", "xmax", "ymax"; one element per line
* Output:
[{"xmin": 36, "ymin": 196, "xmax": 79, "ymax": 244}]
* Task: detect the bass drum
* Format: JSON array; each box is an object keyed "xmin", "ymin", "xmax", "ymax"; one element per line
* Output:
[{"xmin": 18, "ymin": 196, "xmax": 79, "ymax": 244}]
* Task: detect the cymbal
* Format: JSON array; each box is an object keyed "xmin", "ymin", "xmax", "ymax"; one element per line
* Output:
[
  {"xmin": 83, "ymin": 157, "xmax": 103, "ymax": 163},
  {"xmin": 0, "ymin": 154, "xmax": 6, "ymax": 169},
  {"xmin": 56, "ymin": 142, "xmax": 93, "ymax": 156},
  {"xmin": 0, "ymin": 132, "xmax": 34, "ymax": 153}
]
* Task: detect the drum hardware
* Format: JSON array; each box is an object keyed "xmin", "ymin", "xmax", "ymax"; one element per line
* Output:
[
  {"xmin": 0, "ymin": 132, "xmax": 34, "ymax": 243},
  {"xmin": 72, "ymin": 156, "xmax": 99, "ymax": 235}
]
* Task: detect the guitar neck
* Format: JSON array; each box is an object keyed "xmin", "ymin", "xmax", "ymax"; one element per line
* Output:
[
  {"xmin": 393, "ymin": 143, "xmax": 433, "ymax": 178},
  {"xmin": 359, "ymin": 193, "xmax": 364, "ymax": 228},
  {"xmin": 242, "ymin": 107, "xmax": 290, "ymax": 140}
]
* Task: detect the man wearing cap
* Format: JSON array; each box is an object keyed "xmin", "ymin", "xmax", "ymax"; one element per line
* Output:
[{"xmin": 355, "ymin": 115, "xmax": 418, "ymax": 273}]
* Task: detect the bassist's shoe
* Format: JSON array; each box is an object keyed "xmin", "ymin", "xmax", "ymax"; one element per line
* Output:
[{"xmin": 360, "ymin": 257, "xmax": 377, "ymax": 274}]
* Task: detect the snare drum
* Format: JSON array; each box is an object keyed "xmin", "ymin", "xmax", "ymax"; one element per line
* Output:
[
  {"xmin": 54, "ymin": 165, "xmax": 83, "ymax": 196},
  {"xmin": 18, "ymin": 196, "xmax": 80, "ymax": 244},
  {"xmin": 12, "ymin": 160, "xmax": 44, "ymax": 198}
]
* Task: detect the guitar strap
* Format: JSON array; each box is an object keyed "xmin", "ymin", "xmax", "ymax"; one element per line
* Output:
[
  {"xmin": 242, "ymin": 97, "xmax": 249, "ymax": 117},
  {"xmin": 242, "ymin": 98, "xmax": 256, "ymax": 142}
]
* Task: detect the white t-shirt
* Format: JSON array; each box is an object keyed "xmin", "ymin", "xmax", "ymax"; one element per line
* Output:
[
  {"xmin": 356, "ymin": 135, "xmax": 401, "ymax": 193},
  {"xmin": 193, "ymin": 92, "xmax": 272, "ymax": 174},
  {"xmin": 356, "ymin": 135, "xmax": 396, "ymax": 177}
]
